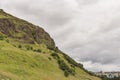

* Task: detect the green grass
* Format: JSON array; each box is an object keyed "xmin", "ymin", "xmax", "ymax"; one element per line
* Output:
[{"xmin": 0, "ymin": 39, "xmax": 101, "ymax": 80}]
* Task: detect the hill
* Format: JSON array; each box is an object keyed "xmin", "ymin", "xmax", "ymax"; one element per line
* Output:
[{"xmin": 0, "ymin": 9, "xmax": 101, "ymax": 80}]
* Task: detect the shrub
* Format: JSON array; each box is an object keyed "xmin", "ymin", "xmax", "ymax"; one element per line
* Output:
[
  {"xmin": 51, "ymin": 52, "xmax": 76, "ymax": 77},
  {"xmin": 0, "ymin": 35, "xmax": 4, "ymax": 40},
  {"xmin": 30, "ymin": 47, "xmax": 33, "ymax": 50},
  {"xmin": 18, "ymin": 45, "xmax": 22, "ymax": 48},
  {"xmin": 26, "ymin": 46, "xmax": 33, "ymax": 50},
  {"xmin": 71, "ymin": 65, "xmax": 75, "ymax": 68},
  {"xmin": 57, "ymin": 59, "xmax": 75, "ymax": 77},
  {"xmin": 51, "ymin": 52, "xmax": 59, "ymax": 59},
  {"xmin": 33, "ymin": 49, "xmax": 41, "ymax": 53},
  {"xmin": 26, "ymin": 47, "xmax": 29, "ymax": 50},
  {"xmin": 64, "ymin": 70, "xmax": 69, "ymax": 77},
  {"xmin": 48, "ymin": 57, "xmax": 52, "ymax": 60},
  {"xmin": 36, "ymin": 49, "xmax": 41, "ymax": 52}
]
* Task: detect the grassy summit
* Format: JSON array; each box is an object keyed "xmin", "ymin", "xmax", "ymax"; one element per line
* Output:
[{"xmin": 0, "ymin": 9, "xmax": 101, "ymax": 80}]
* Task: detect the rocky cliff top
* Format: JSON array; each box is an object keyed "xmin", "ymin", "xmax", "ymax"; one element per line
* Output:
[{"xmin": 0, "ymin": 10, "xmax": 55, "ymax": 49}]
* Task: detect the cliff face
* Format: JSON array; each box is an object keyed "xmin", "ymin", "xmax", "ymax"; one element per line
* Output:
[{"xmin": 0, "ymin": 10, "xmax": 55, "ymax": 49}]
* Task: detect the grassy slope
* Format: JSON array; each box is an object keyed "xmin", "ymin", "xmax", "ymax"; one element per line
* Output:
[
  {"xmin": 0, "ymin": 10, "xmax": 101, "ymax": 80},
  {"xmin": 0, "ymin": 39, "xmax": 101, "ymax": 80}
]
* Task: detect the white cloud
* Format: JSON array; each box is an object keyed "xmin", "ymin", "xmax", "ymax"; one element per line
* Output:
[{"xmin": 81, "ymin": 61, "xmax": 120, "ymax": 72}]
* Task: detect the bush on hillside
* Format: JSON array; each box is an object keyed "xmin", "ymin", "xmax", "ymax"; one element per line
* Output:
[
  {"xmin": 18, "ymin": 45, "xmax": 22, "ymax": 48},
  {"xmin": 26, "ymin": 46, "xmax": 33, "ymax": 50},
  {"xmin": 33, "ymin": 49, "xmax": 41, "ymax": 53},
  {"xmin": 51, "ymin": 52, "xmax": 60, "ymax": 59},
  {"xmin": 57, "ymin": 59, "xmax": 75, "ymax": 77},
  {"xmin": 51, "ymin": 52, "xmax": 76, "ymax": 77},
  {"xmin": 48, "ymin": 57, "xmax": 52, "ymax": 60},
  {"xmin": 0, "ymin": 35, "xmax": 4, "ymax": 40}
]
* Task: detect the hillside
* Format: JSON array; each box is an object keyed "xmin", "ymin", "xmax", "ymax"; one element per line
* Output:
[{"xmin": 0, "ymin": 9, "xmax": 101, "ymax": 80}]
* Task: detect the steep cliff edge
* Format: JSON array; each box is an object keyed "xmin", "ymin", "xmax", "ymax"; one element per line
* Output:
[{"xmin": 0, "ymin": 9, "xmax": 55, "ymax": 49}]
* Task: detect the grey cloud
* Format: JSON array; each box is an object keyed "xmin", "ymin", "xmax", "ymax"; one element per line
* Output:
[
  {"xmin": 70, "ymin": 35, "xmax": 120, "ymax": 65},
  {"xmin": 11, "ymin": 0, "xmax": 77, "ymax": 27},
  {"xmin": 1, "ymin": 0, "xmax": 120, "ymax": 71},
  {"xmin": 76, "ymin": 0, "xmax": 100, "ymax": 5},
  {"xmin": 98, "ymin": 18, "xmax": 120, "ymax": 33}
]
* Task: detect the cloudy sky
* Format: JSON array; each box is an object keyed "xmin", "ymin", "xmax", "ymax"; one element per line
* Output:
[{"xmin": 0, "ymin": 0, "xmax": 120, "ymax": 72}]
